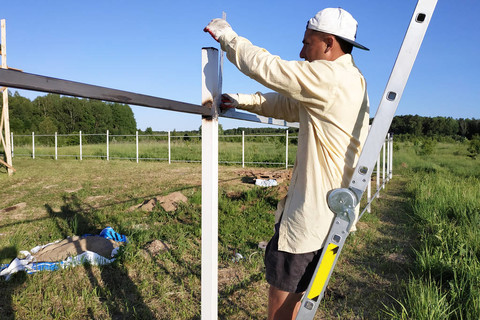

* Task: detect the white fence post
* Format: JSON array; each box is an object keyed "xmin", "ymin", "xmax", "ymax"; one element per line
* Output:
[
  {"xmin": 285, "ymin": 129, "xmax": 289, "ymax": 169},
  {"xmin": 367, "ymin": 175, "xmax": 371, "ymax": 213},
  {"xmin": 79, "ymin": 131, "xmax": 82, "ymax": 160},
  {"xmin": 389, "ymin": 135, "xmax": 393, "ymax": 179},
  {"xmin": 242, "ymin": 130, "xmax": 245, "ymax": 168},
  {"xmin": 55, "ymin": 132, "xmax": 58, "ymax": 160},
  {"xmin": 382, "ymin": 139, "xmax": 386, "ymax": 189},
  {"xmin": 32, "ymin": 132, "xmax": 35, "ymax": 159},
  {"xmin": 201, "ymin": 47, "xmax": 219, "ymax": 320},
  {"xmin": 376, "ymin": 154, "xmax": 380, "ymax": 195},
  {"xmin": 136, "ymin": 130, "xmax": 139, "ymax": 163},
  {"xmin": 386, "ymin": 134, "xmax": 390, "ymax": 182},
  {"xmin": 106, "ymin": 129, "xmax": 109, "ymax": 161},
  {"xmin": 168, "ymin": 130, "xmax": 171, "ymax": 164}
]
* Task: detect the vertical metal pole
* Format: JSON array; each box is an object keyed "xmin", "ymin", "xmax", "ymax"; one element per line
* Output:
[
  {"xmin": 79, "ymin": 131, "xmax": 82, "ymax": 160},
  {"xmin": 168, "ymin": 130, "xmax": 171, "ymax": 164},
  {"xmin": 32, "ymin": 132, "xmax": 35, "ymax": 159},
  {"xmin": 201, "ymin": 47, "xmax": 219, "ymax": 320},
  {"xmin": 285, "ymin": 129, "xmax": 289, "ymax": 169},
  {"xmin": 389, "ymin": 135, "xmax": 393, "ymax": 179},
  {"xmin": 367, "ymin": 175, "xmax": 371, "ymax": 213},
  {"xmin": 106, "ymin": 129, "xmax": 109, "ymax": 161},
  {"xmin": 376, "ymin": 154, "xmax": 380, "ymax": 193},
  {"xmin": 382, "ymin": 140, "xmax": 386, "ymax": 189},
  {"xmin": 136, "ymin": 130, "xmax": 139, "ymax": 163},
  {"xmin": 386, "ymin": 134, "xmax": 390, "ymax": 182},
  {"xmin": 242, "ymin": 130, "xmax": 245, "ymax": 168},
  {"xmin": 55, "ymin": 132, "xmax": 58, "ymax": 160},
  {"xmin": 10, "ymin": 132, "xmax": 13, "ymax": 158}
]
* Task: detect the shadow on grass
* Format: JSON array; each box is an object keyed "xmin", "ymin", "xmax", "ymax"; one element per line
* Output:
[
  {"xmin": 43, "ymin": 194, "xmax": 156, "ymax": 319},
  {"xmin": 0, "ymin": 246, "xmax": 26, "ymax": 320}
]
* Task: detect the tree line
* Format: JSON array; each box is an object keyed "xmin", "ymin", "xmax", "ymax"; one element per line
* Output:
[
  {"xmin": 389, "ymin": 115, "xmax": 479, "ymax": 140},
  {"xmin": 3, "ymin": 91, "xmax": 479, "ymax": 141},
  {"xmin": 4, "ymin": 91, "xmax": 136, "ymax": 143}
]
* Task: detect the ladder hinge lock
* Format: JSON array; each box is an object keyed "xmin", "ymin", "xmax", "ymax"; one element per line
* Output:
[{"xmin": 327, "ymin": 188, "xmax": 358, "ymax": 231}]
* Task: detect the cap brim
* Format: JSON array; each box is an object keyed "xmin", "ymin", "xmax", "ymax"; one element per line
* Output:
[{"xmin": 337, "ymin": 35, "xmax": 369, "ymax": 51}]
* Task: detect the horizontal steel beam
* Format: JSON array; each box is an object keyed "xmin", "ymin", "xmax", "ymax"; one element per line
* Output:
[
  {"xmin": 0, "ymin": 68, "xmax": 300, "ymax": 128},
  {"xmin": 0, "ymin": 68, "xmax": 211, "ymax": 116}
]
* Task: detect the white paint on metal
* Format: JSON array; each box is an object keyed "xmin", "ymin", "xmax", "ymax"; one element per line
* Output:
[
  {"xmin": 201, "ymin": 47, "xmax": 219, "ymax": 320},
  {"xmin": 106, "ymin": 129, "xmax": 109, "ymax": 161},
  {"xmin": 79, "ymin": 131, "xmax": 82, "ymax": 160}
]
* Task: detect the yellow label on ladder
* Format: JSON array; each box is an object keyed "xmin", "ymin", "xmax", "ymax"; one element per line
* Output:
[{"xmin": 307, "ymin": 243, "xmax": 338, "ymax": 300}]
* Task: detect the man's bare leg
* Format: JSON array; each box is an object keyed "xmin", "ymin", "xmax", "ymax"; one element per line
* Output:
[{"xmin": 268, "ymin": 285, "xmax": 303, "ymax": 320}]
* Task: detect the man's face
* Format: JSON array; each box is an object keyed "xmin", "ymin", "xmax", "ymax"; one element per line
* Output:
[{"xmin": 300, "ymin": 29, "xmax": 328, "ymax": 62}]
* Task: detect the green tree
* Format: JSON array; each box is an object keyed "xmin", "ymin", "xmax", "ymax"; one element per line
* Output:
[{"xmin": 38, "ymin": 117, "xmax": 57, "ymax": 134}]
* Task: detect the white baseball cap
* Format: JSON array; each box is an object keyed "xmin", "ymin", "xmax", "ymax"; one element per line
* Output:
[{"xmin": 307, "ymin": 8, "xmax": 369, "ymax": 51}]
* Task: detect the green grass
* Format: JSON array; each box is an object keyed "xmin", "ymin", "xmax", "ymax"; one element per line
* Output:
[
  {"xmin": 1, "ymin": 140, "xmax": 478, "ymax": 319},
  {"xmin": 384, "ymin": 141, "xmax": 480, "ymax": 319}
]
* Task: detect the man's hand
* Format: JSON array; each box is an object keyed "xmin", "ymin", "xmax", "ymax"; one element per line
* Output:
[
  {"xmin": 220, "ymin": 93, "xmax": 239, "ymax": 111},
  {"xmin": 204, "ymin": 18, "xmax": 232, "ymax": 42}
]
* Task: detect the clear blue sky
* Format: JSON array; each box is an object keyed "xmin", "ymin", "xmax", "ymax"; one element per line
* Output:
[{"xmin": 2, "ymin": 0, "xmax": 479, "ymax": 131}]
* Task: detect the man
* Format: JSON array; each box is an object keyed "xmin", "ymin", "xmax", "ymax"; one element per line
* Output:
[{"xmin": 205, "ymin": 7, "xmax": 370, "ymax": 319}]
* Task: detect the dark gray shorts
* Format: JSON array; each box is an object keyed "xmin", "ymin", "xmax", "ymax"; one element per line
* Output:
[{"xmin": 264, "ymin": 224, "xmax": 322, "ymax": 293}]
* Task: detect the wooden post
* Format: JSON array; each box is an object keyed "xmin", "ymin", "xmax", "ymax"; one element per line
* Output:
[
  {"xmin": 201, "ymin": 47, "xmax": 219, "ymax": 320},
  {"xmin": 1, "ymin": 19, "xmax": 13, "ymax": 175}
]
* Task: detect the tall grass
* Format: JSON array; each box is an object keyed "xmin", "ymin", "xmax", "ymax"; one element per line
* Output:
[{"xmin": 385, "ymin": 141, "xmax": 480, "ymax": 319}]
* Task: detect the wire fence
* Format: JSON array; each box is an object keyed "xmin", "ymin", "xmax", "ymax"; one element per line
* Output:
[{"xmin": 6, "ymin": 130, "xmax": 393, "ymax": 209}]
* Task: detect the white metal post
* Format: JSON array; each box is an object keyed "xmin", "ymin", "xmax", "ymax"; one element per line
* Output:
[
  {"xmin": 367, "ymin": 175, "xmax": 371, "ymax": 213},
  {"xmin": 168, "ymin": 130, "xmax": 171, "ymax": 164},
  {"xmin": 10, "ymin": 132, "xmax": 13, "ymax": 158},
  {"xmin": 389, "ymin": 135, "xmax": 393, "ymax": 179},
  {"xmin": 376, "ymin": 154, "xmax": 380, "ymax": 197},
  {"xmin": 201, "ymin": 47, "xmax": 219, "ymax": 320},
  {"xmin": 79, "ymin": 131, "xmax": 82, "ymax": 160},
  {"xmin": 386, "ymin": 134, "xmax": 390, "ymax": 182},
  {"xmin": 285, "ymin": 129, "xmax": 289, "ymax": 169},
  {"xmin": 136, "ymin": 130, "xmax": 139, "ymax": 163},
  {"xmin": 382, "ymin": 140, "xmax": 386, "ymax": 189},
  {"xmin": 106, "ymin": 129, "xmax": 109, "ymax": 161},
  {"xmin": 32, "ymin": 132, "xmax": 35, "ymax": 159},
  {"xmin": 55, "ymin": 132, "xmax": 58, "ymax": 160},
  {"xmin": 242, "ymin": 130, "xmax": 245, "ymax": 168}
]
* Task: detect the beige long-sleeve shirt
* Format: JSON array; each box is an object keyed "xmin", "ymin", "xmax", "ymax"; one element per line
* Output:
[{"xmin": 219, "ymin": 29, "xmax": 370, "ymax": 254}]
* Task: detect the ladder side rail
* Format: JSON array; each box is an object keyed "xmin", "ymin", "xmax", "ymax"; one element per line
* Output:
[{"xmin": 349, "ymin": 0, "xmax": 438, "ymax": 197}]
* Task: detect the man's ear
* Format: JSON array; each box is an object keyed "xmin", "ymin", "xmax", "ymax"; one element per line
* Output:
[{"xmin": 324, "ymin": 35, "xmax": 335, "ymax": 52}]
